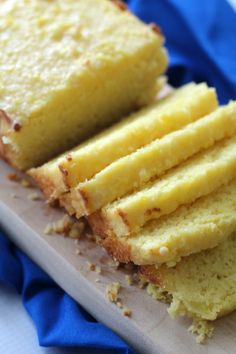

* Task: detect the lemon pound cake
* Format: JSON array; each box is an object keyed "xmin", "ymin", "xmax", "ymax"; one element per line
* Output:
[
  {"xmin": 29, "ymin": 83, "xmax": 217, "ymax": 200},
  {"xmin": 72, "ymin": 102, "xmax": 236, "ymax": 217},
  {"xmin": 0, "ymin": 0, "xmax": 167, "ymax": 170},
  {"xmin": 94, "ymin": 177, "xmax": 236, "ymax": 265},
  {"xmin": 140, "ymin": 233, "xmax": 236, "ymax": 341},
  {"xmin": 97, "ymin": 135, "xmax": 236, "ymax": 237}
]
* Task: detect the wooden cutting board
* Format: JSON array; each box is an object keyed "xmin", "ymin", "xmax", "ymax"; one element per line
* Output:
[{"xmin": 0, "ymin": 158, "xmax": 235, "ymax": 354}]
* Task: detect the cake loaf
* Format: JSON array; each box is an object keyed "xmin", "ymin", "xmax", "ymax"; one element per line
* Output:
[{"xmin": 0, "ymin": 0, "xmax": 167, "ymax": 170}]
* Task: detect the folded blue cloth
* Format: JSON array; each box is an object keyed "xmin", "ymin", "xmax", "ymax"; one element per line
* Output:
[
  {"xmin": 127, "ymin": 0, "xmax": 236, "ymax": 103},
  {"xmin": 1, "ymin": 1, "xmax": 236, "ymax": 353},
  {"xmin": 0, "ymin": 231, "xmax": 134, "ymax": 354}
]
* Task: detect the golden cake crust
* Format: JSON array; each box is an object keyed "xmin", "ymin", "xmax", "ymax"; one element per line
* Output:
[
  {"xmin": 139, "ymin": 265, "xmax": 163, "ymax": 286},
  {"xmin": 101, "ymin": 235, "xmax": 132, "ymax": 264},
  {"xmin": 0, "ymin": 110, "xmax": 26, "ymax": 168},
  {"xmin": 88, "ymin": 212, "xmax": 132, "ymax": 263}
]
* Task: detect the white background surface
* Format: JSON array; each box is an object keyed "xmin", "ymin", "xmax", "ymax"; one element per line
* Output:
[
  {"xmin": 0, "ymin": 286, "xmax": 109, "ymax": 354},
  {"xmin": 1, "ymin": 1, "xmax": 235, "ymax": 354},
  {"xmin": 0, "ymin": 286, "xmax": 71, "ymax": 354}
]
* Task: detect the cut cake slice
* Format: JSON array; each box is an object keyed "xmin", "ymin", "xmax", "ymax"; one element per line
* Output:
[
  {"xmin": 140, "ymin": 233, "xmax": 236, "ymax": 333},
  {"xmin": 97, "ymin": 135, "xmax": 236, "ymax": 237},
  {"xmin": 72, "ymin": 102, "xmax": 236, "ymax": 217},
  {"xmin": 94, "ymin": 177, "xmax": 236, "ymax": 265},
  {"xmin": 0, "ymin": 0, "xmax": 167, "ymax": 170},
  {"xmin": 29, "ymin": 83, "xmax": 217, "ymax": 200}
]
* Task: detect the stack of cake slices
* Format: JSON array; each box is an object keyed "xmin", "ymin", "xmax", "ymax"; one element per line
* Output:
[
  {"xmin": 30, "ymin": 81, "xmax": 236, "ymax": 341},
  {"xmin": 2, "ymin": 0, "xmax": 236, "ymax": 344}
]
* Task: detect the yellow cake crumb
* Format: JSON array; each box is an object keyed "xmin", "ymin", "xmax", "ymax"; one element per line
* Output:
[
  {"xmin": 189, "ymin": 319, "xmax": 214, "ymax": 344},
  {"xmin": 117, "ymin": 301, "xmax": 123, "ymax": 309},
  {"xmin": 125, "ymin": 275, "xmax": 133, "ymax": 286},
  {"xmin": 106, "ymin": 282, "xmax": 121, "ymax": 303},
  {"xmin": 122, "ymin": 307, "xmax": 132, "ymax": 317},
  {"xmin": 43, "ymin": 214, "xmax": 84, "ymax": 238}
]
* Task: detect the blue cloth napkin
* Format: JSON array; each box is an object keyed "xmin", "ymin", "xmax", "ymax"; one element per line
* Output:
[
  {"xmin": 127, "ymin": 0, "xmax": 236, "ymax": 103},
  {"xmin": 1, "ymin": 1, "xmax": 236, "ymax": 353},
  {"xmin": 0, "ymin": 231, "xmax": 134, "ymax": 354}
]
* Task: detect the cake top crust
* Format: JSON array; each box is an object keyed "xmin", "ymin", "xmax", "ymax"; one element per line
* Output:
[{"xmin": 0, "ymin": 0, "xmax": 162, "ymax": 121}]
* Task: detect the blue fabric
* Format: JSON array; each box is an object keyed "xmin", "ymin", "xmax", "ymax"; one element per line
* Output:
[
  {"xmin": 127, "ymin": 0, "xmax": 236, "ymax": 104},
  {"xmin": 0, "ymin": 231, "xmax": 134, "ymax": 354},
  {"xmin": 1, "ymin": 1, "xmax": 236, "ymax": 353}
]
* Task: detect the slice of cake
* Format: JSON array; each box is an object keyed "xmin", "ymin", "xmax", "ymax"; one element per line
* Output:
[
  {"xmin": 72, "ymin": 102, "xmax": 236, "ymax": 217},
  {"xmin": 0, "ymin": 0, "xmax": 167, "ymax": 170},
  {"xmin": 93, "ymin": 177, "xmax": 236, "ymax": 265},
  {"xmin": 98, "ymin": 135, "xmax": 236, "ymax": 237},
  {"xmin": 140, "ymin": 233, "xmax": 236, "ymax": 341},
  {"xmin": 29, "ymin": 83, "xmax": 217, "ymax": 200}
]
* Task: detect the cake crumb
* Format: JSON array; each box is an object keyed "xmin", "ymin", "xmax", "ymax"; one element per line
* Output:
[
  {"xmin": 122, "ymin": 307, "xmax": 132, "ymax": 317},
  {"xmin": 68, "ymin": 221, "xmax": 84, "ymax": 239},
  {"xmin": 55, "ymin": 215, "xmax": 76, "ymax": 234},
  {"xmin": 44, "ymin": 215, "xmax": 84, "ymax": 237},
  {"xmin": 109, "ymin": 259, "xmax": 120, "ymax": 269},
  {"xmin": 106, "ymin": 282, "xmax": 121, "ymax": 303},
  {"xmin": 75, "ymin": 248, "xmax": 81, "ymax": 256},
  {"xmin": 87, "ymin": 262, "xmax": 101, "ymax": 274},
  {"xmin": 44, "ymin": 223, "xmax": 54, "ymax": 235},
  {"xmin": 21, "ymin": 178, "xmax": 34, "ymax": 188},
  {"xmin": 146, "ymin": 283, "xmax": 171, "ymax": 304},
  {"xmin": 87, "ymin": 262, "xmax": 96, "ymax": 271},
  {"xmin": 27, "ymin": 192, "xmax": 41, "ymax": 201},
  {"xmin": 117, "ymin": 301, "xmax": 123, "ymax": 309},
  {"xmin": 7, "ymin": 173, "xmax": 21, "ymax": 182},
  {"xmin": 189, "ymin": 319, "xmax": 214, "ymax": 344},
  {"xmin": 125, "ymin": 275, "xmax": 133, "ymax": 286},
  {"xmin": 7, "ymin": 173, "xmax": 34, "ymax": 189},
  {"xmin": 138, "ymin": 277, "xmax": 148, "ymax": 289}
]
